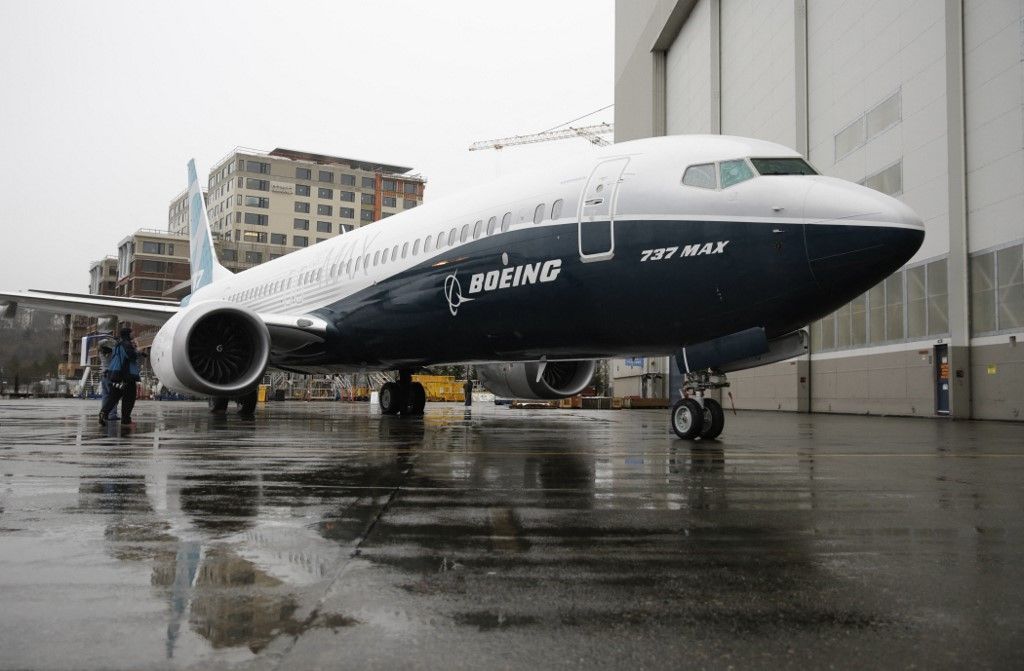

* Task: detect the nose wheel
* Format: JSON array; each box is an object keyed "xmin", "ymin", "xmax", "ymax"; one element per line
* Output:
[{"xmin": 670, "ymin": 369, "xmax": 728, "ymax": 440}]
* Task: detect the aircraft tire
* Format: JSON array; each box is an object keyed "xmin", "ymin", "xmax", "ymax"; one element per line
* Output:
[
  {"xmin": 671, "ymin": 398, "xmax": 704, "ymax": 439},
  {"xmin": 699, "ymin": 398, "xmax": 725, "ymax": 440},
  {"xmin": 380, "ymin": 382, "xmax": 404, "ymax": 415},
  {"xmin": 208, "ymin": 397, "xmax": 229, "ymax": 414},
  {"xmin": 404, "ymin": 382, "xmax": 426, "ymax": 415},
  {"xmin": 236, "ymin": 389, "xmax": 258, "ymax": 417}
]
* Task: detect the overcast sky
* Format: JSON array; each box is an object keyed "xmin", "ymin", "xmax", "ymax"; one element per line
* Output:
[{"xmin": 0, "ymin": 0, "xmax": 613, "ymax": 292}]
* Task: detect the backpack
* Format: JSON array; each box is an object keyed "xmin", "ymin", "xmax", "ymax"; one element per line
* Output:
[{"xmin": 107, "ymin": 342, "xmax": 141, "ymax": 382}]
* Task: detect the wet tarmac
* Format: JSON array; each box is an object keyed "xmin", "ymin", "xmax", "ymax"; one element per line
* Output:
[{"xmin": 0, "ymin": 399, "xmax": 1022, "ymax": 670}]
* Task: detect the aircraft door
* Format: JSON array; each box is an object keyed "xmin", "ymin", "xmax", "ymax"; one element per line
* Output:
[{"xmin": 578, "ymin": 157, "xmax": 629, "ymax": 262}]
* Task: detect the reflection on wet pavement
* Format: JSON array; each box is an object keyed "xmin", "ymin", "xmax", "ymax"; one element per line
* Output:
[{"xmin": 0, "ymin": 399, "xmax": 1022, "ymax": 669}]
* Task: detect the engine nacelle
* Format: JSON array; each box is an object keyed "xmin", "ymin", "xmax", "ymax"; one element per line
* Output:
[
  {"xmin": 151, "ymin": 301, "xmax": 270, "ymax": 396},
  {"xmin": 476, "ymin": 361, "xmax": 596, "ymax": 400}
]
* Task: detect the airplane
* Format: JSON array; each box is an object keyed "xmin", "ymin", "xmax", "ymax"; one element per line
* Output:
[{"xmin": 0, "ymin": 134, "xmax": 924, "ymax": 439}]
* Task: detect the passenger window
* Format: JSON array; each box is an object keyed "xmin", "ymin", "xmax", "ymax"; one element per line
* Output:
[
  {"xmin": 473, "ymin": 220, "xmax": 483, "ymax": 238},
  {"xmin": 373, "ymin": 250, "xmax": 380, "ymax": 266},
  {"xmin": 486, "ymin": 216, "xmax": 497, "ymax": 235},
  {"xmin": 719, "ymin": 159, "xmax": 754, "ymax": 188},
  {"xmin": 682, "ymin": 163, "xmax": 717, "ymax": 189},
  {"xmin": 436, "ymin": 232, "xmax": 446, "ymax": 250},
  {"xmin": 392, "ymin": 245, "xmax": 398, "ymax": 259},
  {"xmin": 425, "ymin": 235, "xmax": 433, "ymax": 252},
  {"xmin": 413, "ymin": 238, "xmax": 421, "ymax": 255},
  {"xmin": 363, "ymin": 254, "xmax": 370, "ymax": 270},
  {"xmin": 401, "ymin": 242, "xmax": 408, "ymax": 258},
  {"xmin": 448, "ymin": 228, "xmax": 457, "ymax": 246},
  {"xmin": 382, "ymin": 248, "xmax": 389, "ymax": 263},
  {"xmin": 551, "ymin": 199, "xmax": 563, "ymax": 219},
  {"xmin": 501, "ymin": 212, "xmax": 511, "ymax": 232},
  {"xmin": 460, "ymin": 224, "xmax": 469, "ymax": 243},
  {"xmin": 533, "ymin": 203, "xmax": 545, "ymax": 224}
]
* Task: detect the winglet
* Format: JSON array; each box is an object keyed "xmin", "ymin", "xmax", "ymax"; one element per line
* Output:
[{"xmin": 187, "ymin": 159, "xmax": 231, "ymax": 293}]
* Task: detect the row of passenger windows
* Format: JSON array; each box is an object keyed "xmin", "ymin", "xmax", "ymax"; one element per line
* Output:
[
  {"xmin": 681, "ymin": 157, "xmax": 817, "ymax": 190},
  {"xmin": 228, "ymin": 198, "xmax": 567, "ymax": 304}
]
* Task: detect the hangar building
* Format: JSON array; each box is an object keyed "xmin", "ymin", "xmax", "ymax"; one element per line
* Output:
[{"xmin": 614, "ymin": 0, "xmax": 1023, "ymax": 421}]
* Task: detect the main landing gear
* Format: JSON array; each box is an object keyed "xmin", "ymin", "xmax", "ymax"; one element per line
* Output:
[
  {"xmin": 670, "ymin": 369, "xmax": 728, "ymax": 440},
  {"xmin": 208, "ymin": 388, "xmax": 258, "ymax": 417},
  {"xmin": 379, "ymin": 369, "xmax": 426, "ymax": 416}
]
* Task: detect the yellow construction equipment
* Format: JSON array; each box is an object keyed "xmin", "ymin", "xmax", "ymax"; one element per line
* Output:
[{"xmin": 412, "ymin": 374, "xmax": 465, "ymax": 402}]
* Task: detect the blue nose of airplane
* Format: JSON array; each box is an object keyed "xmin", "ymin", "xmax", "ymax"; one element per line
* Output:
[
  {"xmin": 805, "ymin": 223, "xmax": 924, "ymax": 296},
  {"xmin": 803, "ymin": 180, "xmax": 925, "ymax": 298}
]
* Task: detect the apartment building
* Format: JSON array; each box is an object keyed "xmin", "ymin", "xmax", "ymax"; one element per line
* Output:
[{"xmin": 171, "ymin": 147, "xmax": 426, "ymax": 251}]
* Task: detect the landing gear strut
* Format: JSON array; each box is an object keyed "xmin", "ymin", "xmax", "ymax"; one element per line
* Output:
[
  {"xmin": 208, "ymin": 389, "xmax": 258, "ymax": 417},
  {"xmin": 380, "ymin": 370, "xmax": 426, "ymax": 416},
  {"xmin": 670, "ymin": 369, "xmax": 728, "ymax": 440}
]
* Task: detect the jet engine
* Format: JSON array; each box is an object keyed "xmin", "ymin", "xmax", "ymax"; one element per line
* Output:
[
  {"xmin": 150, "ymin": 301, "xmax": 270, "ymax": 396},
  {"xmin": 476, "ymin": 361, "xmax": 596, "ymax": 400}
]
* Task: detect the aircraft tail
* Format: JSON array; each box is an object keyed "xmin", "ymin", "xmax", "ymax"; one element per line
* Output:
[{"xmin": 186, "ymin": 159, "xmax": 232, "ymax": 293}]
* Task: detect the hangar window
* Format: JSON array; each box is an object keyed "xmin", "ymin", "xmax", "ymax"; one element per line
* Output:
[
  {"xmin": 448, "ymin": 228, "xmax": 457, "ymax": 246},
  {"xmin": 551, "ymin": 199, "xmax": 563, "ymax": 219},
  {"xmin": 473, "ymin": 220, "xmax": 483, "ymax": 239},
  {"xmin": 533, "ymin": 203, "xmax": 545, "ymax": 224},
  {"xmin": 501, "ymin": 212, "xmax": 512, "ymax": 232},
  {"xmin": 860, "ymin": 161, "xmax": 902, "ymax": 196},
  {"xmin": 682, "ymin": 163, "xmax": 716, "ymax": 189},
  {"xmin": 719, "ymin": 160, "xmax": 755, "ymax": 188},
  {"xmin": 460, "ymin": 224, "xmax": 469, "ymax": 243},
  {"xmin": 486, "ymin": 216, "xmax": 497, "ymax": 235},
  {"xmin": 750, "ymin": 158, "xmax": 817, "ymax": 176}
]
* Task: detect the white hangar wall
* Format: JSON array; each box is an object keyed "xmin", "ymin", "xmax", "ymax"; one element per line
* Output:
[{"xmin": 613, "ymin": 0, "xmax": 1023, "ymax": 420}]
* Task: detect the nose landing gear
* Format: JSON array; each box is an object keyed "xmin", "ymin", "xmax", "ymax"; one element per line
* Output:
[{"xmin": 670, "ymin": 369, "xmax": 728, "ymax": 440}]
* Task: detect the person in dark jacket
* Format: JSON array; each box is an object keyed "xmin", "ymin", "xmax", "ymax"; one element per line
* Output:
[
  {"xmin": 99, "ymin": 327, "xmax": 143, "ymax": 425},
  {"xmin": 97, "ymin": 335, "xmax": 119, "ymax": 421}
]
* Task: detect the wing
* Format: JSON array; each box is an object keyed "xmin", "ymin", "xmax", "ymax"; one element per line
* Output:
[{"xmin": 1, "ymin": 289, "xmax": 178, "ymax": 325}]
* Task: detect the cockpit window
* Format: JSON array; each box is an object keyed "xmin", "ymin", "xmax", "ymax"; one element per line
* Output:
[
  {"xmin": 682, "ymin": 163, "xmax": 717, "ymax": 189},
  {"xmin": 750, "ymin": 157, "xmax": 817, "ymax": 176},
  {"xmin": 719, "ymin": 159, "xmax": 754, "ymax": 188}
]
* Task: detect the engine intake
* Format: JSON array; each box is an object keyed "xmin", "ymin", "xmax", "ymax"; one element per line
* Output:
[
  {"xmin": 476, "ymin": 360, "xmax": 595, "ymax": 400},
  {"xmin": 151, "ymin": 301, "xmax": 270, "ymax": 396}
]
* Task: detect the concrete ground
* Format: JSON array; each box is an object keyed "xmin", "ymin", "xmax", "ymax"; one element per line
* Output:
[{"xmin": 0, "ymin": 399, "xmax": 1021, "ymax": 670}]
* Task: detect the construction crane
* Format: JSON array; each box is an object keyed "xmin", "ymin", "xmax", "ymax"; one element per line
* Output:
[{"xmin": 468, "ymin": 122, "xmax": 614, "ymax": 151}]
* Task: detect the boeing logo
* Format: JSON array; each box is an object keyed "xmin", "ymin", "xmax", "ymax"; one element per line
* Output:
[
  {"xmin": 444, "ymin": 273, "xmax": 474, "ymax": 316},
  {"xmin": 468, "ymin": 259, "xmax": 562, "ymax": 295},
  {"xmin": 444, "ymin": 259, "xmax": 563, "ymax": 316}
]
